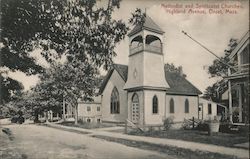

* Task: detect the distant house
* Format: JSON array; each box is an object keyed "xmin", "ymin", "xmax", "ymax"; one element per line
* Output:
[
  {"xmin": 78, "ymin": 96, "xmax": 102, "ymax": 123},
  {"xmin": 224, "ymin": 31, "xmax": 249, "ymax": 123},
  {"xmin": 199, "ymin": 98, "xmax": 227, "ymax": 121}
]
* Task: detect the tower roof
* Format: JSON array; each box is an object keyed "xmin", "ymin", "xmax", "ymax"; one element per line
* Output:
[{"xmin": 128, "ymin": 16, "xmax": 165, "ymax": 36}]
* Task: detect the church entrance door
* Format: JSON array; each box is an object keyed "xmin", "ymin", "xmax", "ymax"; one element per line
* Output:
[{"xmin": 132, "ymin": 93, "xmax": 139, "ymax": 124}]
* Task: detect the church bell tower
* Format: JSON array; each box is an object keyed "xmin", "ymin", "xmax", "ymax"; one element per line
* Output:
[
  {"xmin": 124, "ymin": 16, "xmax": 169, "ymax": 90},
  {"xmin": 124, "ymin": 16, "xmax": 169, "ymax": 128}
]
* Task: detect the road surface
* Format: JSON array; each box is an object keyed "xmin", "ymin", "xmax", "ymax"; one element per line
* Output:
[{"xmin": 0, "ymin": 124, "xmax": 172, "ymax": 159}]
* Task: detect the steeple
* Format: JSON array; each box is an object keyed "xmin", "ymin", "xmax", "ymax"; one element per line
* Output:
[
  {"xmin": 124, "ymin": 15, "xmax": 169, "ymax": 90},
  {"xmin": 128, "ymin": 16, "xmax": 165, "ymax": 37}
]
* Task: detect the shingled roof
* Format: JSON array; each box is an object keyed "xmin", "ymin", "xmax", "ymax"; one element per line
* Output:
[
  {"xmin": 99, "ymin": 64, "xmax": 202, "ymax": 95},
  {"xmin": 128, "ymin": 16, "xmax": 165, "ymax": 36}
]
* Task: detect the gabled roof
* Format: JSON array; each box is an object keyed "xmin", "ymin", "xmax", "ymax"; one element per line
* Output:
[
  {"xmin": 128, "ymin": 16, "xmax": 165, "ymax": 36},
  {"xmin": 98, "ymin": 64, "xmax": 128, "ymax": 94},
  {"xmin": 229, "ymin": 30, "xmax": 249, "ymax": 60},
  {"xmin": 99, "ymin": 64, "xmax": 202, "ymax": 95},
  {"xmin": 164, "ymin": 70, "xmax": 202, "ymax": 95}
]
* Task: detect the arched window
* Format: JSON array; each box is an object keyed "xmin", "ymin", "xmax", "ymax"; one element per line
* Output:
[
  {"xmin": 130, "ymin": 35, "xmax": 143, "ymax": 54},
  {"xmin": 132, "ymin": 93, "xmax": 139, "ymax": 123},
  {"xmin": 145, "ymin": 35, "xmax": 162, "ymax": 54},
  {"xmin": 185, "ymin": 99, "xmax": 189, "ymax": 113},
  {"xmin": 132, "ymin": 93, "xmax": 139, "ymax": 103},
  {"xmin": 110, "ymin": 87, "xmax": 120, "ymax": 114},
  {"xmin": 170, "ymin": 98, "xmax": 174, "ymax": 113},
  {"xmin": 152, "ymin": 95, "xmax": 158, "ymax": 114}
]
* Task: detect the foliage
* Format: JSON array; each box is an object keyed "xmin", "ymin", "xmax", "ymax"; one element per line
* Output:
[
  {"xmin": 203, "ymin": 38, "xmax": 238, "ymax": 102},
  {"xmin": 165, "ymin": 63, "xmax": 186, "ymax": 77},
  {"xmin": 129, "ymin": 8, "xmax": 146, "ymax": 25},
  {"xmin": 208, "ymin": 38, "xmax": 238, "ymax": 77},
  {"xmin": 163, "ymin": 117, "xmax": 174, "ymax": 130},
  {"xmin": 0, "ymin": 0, "xmax": 59, "ymax": 104},
  {"xmin": 0, "ymin": 75, "xmax": 24, "ymax": 104},
  {"xmin": 202, "ymin": 80, "xmax": 228, "ymax": 102},
  {"xmin": 0, "ymin": 0, "xmax": 129, "ymax": 104}
]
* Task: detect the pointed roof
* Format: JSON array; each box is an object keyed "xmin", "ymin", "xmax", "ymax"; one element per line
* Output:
[
  {"xmin": 128, "ymin": 16, "xmax": 165, "ymax": 36},
  {"xmin": 99, "ymin": 64, "xmax": 202, "ymax": 95},
  {"xmin": 98, "ymin": 64, "xmax": 128, "ymax": 94}
]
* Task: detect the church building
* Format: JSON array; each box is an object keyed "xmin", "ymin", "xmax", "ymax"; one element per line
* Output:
[{"xmin": 97, "ymin": 16, "xmax": 202, "ymax": 128}]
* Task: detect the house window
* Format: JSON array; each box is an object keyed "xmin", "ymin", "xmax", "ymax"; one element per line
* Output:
[
  {"xmin": 170, "ymin": 98, "xmax": 174, "ymax": 113},
  {"xmin": 110, "ymin": 87, "xmax": 120, "ymax": 114},
  {"xmin": 87, "ymin": 106, "xmax": 91, "ymax": 112},
  {"xmin": 87, "ymin": 118, "xmax": 91, "ymax": 123},
  {"xmin": 198, "ymin": 107, "xmax": 201, "ymax": 111},
  {"xmin": 97, "ymin": 106, "xmax": 100, "ymax": 111},
  {"xmin": 208, "ymin": 104, "xmax": 212, "ymax": 114},
  {"xmin": 152, "ymin": 95, "xmax": 158, "ymax": 114},
  {"xmin": 97, "ymin": 119, "xmax": 101, "ymax": 123},
  {"xmin": 185, "ymin": 99, "xmax": 189, "ymax": 113}
]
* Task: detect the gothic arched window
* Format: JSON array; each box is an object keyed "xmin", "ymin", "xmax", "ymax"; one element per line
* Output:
[
  {"xmin": 170, "ymin": 98, "xmax": 174, "ymax": 113},
  {"xmin": 110, "ymin": 87, "xmax": 120, "ymax": 114},
  {"xmin": 185, "ymin": 99, "xmax": 189, "ymax": 113},
  {"xmin": 152, "ymin": 95, "xmax": 158, "ymax": 114}
]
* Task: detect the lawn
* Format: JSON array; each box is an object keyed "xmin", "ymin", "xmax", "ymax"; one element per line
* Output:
[
  {"xmin": 92, "ymin": 135, "xmax": 239, "ymax": 159},
  {"xmin": 129, "ymin": 129, "xmax": 249, "ymax": 148},
  {"xmin": 58, "ymin": 121, "xmax": 115, "ymax": 129}
]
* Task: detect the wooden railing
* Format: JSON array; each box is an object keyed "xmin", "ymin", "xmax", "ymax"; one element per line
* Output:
[
  {"xmin": 130, "ymin": 44, "xmax": 162, "ymax": 54},
  {"xmin": 124, "ymin": 119, "xmax": 144, "ymax": 133},
  {"xmin": 130, "ymin": 45, "xmax": 143, "ymax": 54},
  {"xmin": 145, "ymin": 44, "xmax": 162, "ymax": 54},
  {"xmin": 230, "ymin": 63, "xmax": 249, "ymax": 75}
]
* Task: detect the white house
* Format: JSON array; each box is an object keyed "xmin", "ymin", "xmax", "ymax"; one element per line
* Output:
[
  {"xmin": 97, "ymin": 16, "xmax": 202, "ymax": 129},
  {"xmin": 198, "ymin": 98, "xmax": 219, "ymax": 120},
  {"xmin": 78, "ymin": 96, "xmax": 102, "ymax": 123}
]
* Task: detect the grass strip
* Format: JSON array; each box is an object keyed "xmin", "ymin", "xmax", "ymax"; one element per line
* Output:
[
  {"xmin": 92, "ymin": 135, "xmax": 241, "ymax": 159},
  {"xmin": 38, "ymin": 123, "xmax": 90, "ymax": 135}
]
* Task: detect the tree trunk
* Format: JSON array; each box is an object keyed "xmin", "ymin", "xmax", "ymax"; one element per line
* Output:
[
  {"xmin": 45, "ymin": 111, "xmax": 49, "ymax": 123},
  {"xmin": 63, "ymin": 96, "xmax": 66, "ymax": 121},
  {"xmin": 74, "ymin": 104, "xmax": 78, "ymax": 125},
  {"xmin": 34, "ymin": 111, "xmax": 39, "ymax": 123}
]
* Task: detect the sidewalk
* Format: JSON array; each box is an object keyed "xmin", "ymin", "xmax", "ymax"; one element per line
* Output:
[{"xmin": 46, "ymin": 122, "xmax": 249, "ymax": 159}]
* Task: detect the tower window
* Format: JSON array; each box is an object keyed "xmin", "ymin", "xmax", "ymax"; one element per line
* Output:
[
  {"xmin": 110, "ymin": 87, "xmax": 120, "ymax": 114},
  {"xmin": 152, "ymin": 95, "xmax": 158, "ymax": 114},
  {"xmin": 170, "ymin": 98, "xmax": 175, "ymax": 113},
  {"xmin": 97, "ymin": 106, "xmax": 100, "ymax": 111},
  {"xmin": 87, "ymin": 118, "xmax": 91, "ymax": 123},
  {"xmin": 185, "ymin": 99, "xmax": 189, "ymax": 113},
  {"xmin": 208, "ymin": 104, "xmax": 212, "ymax": 114}
]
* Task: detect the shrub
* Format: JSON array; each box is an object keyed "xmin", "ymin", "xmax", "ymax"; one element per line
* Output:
[
  {"xmin": 163, "ymin": 117, "xmax": 174, "ymax": 130},
  {"xmin": 78, "ymin": 118, "xmax": 85, "ymax": 125},
  {"xmin": 219, "ymin": 123, "xmax": 231, "ymax": 133},
  {"xmin": 196, "ymin": 122, "xmax": 209, "ymax": 131}
]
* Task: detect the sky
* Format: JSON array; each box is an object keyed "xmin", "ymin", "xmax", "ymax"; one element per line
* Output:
[{"xmin": 9, "ymin": 0, "xmax": 249, "ymax": 93}]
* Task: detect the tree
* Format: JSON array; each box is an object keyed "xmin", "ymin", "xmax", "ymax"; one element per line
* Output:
[
  {"xmin": 204, "ymin": 39, "xmax": 238, "ymax": 101},
  {"xmin": 165, "ymin": 63, "xmax": 187, "ymax": 77},
  {"xmin": 202, "ymin": 80, "xmax": 228, "ymax": 102},
  {"xmin": 1, "ymin": 0, "xmax": 129, "ymax": 104},
  {"xmin": 35, "ymin": 61, "xmax": 98, "ymax": 124},
  {"xmin": 0, "ymin": 0, "xmax": 61, "ymax": 104},
  {"xmin": 208, "ymin": 39, "xmax": 238, "ymax": 77},
  {"xmin": 0, "ymin": 75, "xmax": 24, "ymax": 104}
]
